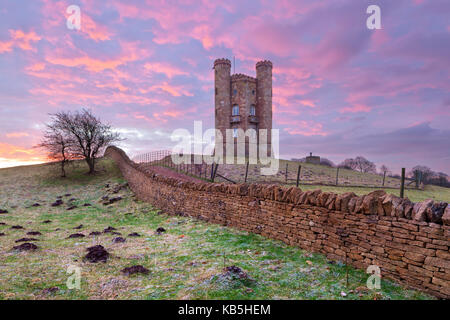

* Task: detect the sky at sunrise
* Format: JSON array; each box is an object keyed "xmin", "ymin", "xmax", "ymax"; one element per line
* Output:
[{"xmin": 0, "ymin": 0, "xmax": 449, "ymax": 174}]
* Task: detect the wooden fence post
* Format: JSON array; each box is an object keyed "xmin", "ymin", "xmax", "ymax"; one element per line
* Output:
[
  {"xmin": 415, "ymin": 171, "xmax": 419, "ymax": 189},
  {"xmin": 400, "ymin": 168, "xmax": 405, "ymax": 198},
  {"xmin": 382, "ymin": 171, "xmax": 386, "ymax": 187},
  {"xmin": 336, "ymin": 167, "xmax": 340, "ymax": 186},
  {"xmin": 244, "ymin": 161, "xmax": 249, "ymax": 183},
  {"xmin": 210, "ymin": 163, "xmax": 215, "ymax": 181},
  {"xmin": 212, "ymin": 163, "xmax": 219, "ymax": 182},
  {"xmin": 296, "ymin": 165, "xmax": 301, "ymax": 187},
  {"xmin": 285, "ymin": 163, "xmax": 288, "ymax": 183}
]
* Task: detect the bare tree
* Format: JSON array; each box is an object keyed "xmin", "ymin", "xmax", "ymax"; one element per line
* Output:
[
  {"xmin": 338, "ymin": 158, "xmax": 357, "ymax": 170},
  {"xmin": 354, "ymin": 156, "xmax": 376, "ymax": 173},
  {"xmin": 51, "ymin": 109, "xmax": 123, "ymax": 174},
  {"xmin": 429, "ymin": 172, "xmax": 450, "ymax": 187},
  {"xmin": 338, "ymin": 156, "xmax": 376, "ymax": 173},
  {"xmin": 379, "ymin": 164, "xmax": 390, "ymax": 175},
  {"xmin": 409, "ymin": 165, "xmax": 434, "ymax": 184},
  {"xmin": 36, "ymin": 127, "xmax": 75, "ymax": 177}
]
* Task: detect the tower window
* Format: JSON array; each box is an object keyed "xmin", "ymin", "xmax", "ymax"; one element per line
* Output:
[
  {"xmin": 215, "ymin": 87, "xmax": 218, "ymax": 95},
  {"xmin": 250, "ymin": 104, "xmax": 256, "ymax": 116},
  {"xmin": 233, "ymin": 128, "xmax": 238, "ymax": 138},
  {"xmin": 233, "ymin": 89, "xmax": 237, "ymax": 96},
  {"xmin": 232, "ymin": 105, "xmax": 239, "ymax": 116},
  {"xmin": 252, "ymin": 89, "xmax": 255, "ymax": 95}
]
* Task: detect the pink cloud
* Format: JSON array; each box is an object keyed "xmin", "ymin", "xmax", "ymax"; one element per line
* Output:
[
  {"xmin": 276, "ymin": 117, "xmax": 328, "ymax": 136},
  {"xmin": 299, "ymin": 100, "xmax": 316, "ymax": 108},
  {"xmin": 78, "ymin": 13, "xmax": 113, "ymax": 42},
  {"xmin": 6, "ymin": 132, "xmax": 30, "ymax": 138},
  {"xmin": 339, "ymin": 104, "xmax": 372, "ymax": 114},
  {"xmin": 144, "ymin": 62, "xmax": 188, "ymax": 78},
  {"xmin": 0, "ymin": 142, "xmax": 44, "ymax": 161},
  {"xmin": 0, "ymin": 29, "xmax": 41, "ymax": 53},
  {"xmin": 145, "ymin": 82, "xmax": 194, "ymax": 97},
  {"xmin": 45, "ymin": 41, "xmax": 149, "ymax": 72}
]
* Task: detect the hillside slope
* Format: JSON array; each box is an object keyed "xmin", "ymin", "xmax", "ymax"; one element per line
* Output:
[{"xmin": 0, "ymin": 159, "xmax": 433, "ymax": 300}]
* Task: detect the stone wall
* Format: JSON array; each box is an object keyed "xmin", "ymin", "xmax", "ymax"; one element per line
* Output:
[{"xmin": 106, "ymin": 146, "xmax": 450, "ymax": 299}]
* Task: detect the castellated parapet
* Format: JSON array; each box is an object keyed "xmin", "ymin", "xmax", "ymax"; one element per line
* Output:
[{"xmin": 214, "ymin": 58, "xmax": 273, "ymax": 158}]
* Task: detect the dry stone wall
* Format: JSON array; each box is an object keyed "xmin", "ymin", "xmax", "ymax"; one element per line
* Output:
[{"xmin": 106, "ymin": 146, "xmax": 450, "ymax": 298}]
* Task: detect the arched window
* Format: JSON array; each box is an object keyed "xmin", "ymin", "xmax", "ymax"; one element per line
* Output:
[
  {"xmin": 233, "ymin": 128, "xmax": 238, "ymax": 138},
  {"xmin": 232, "ymin": 105, "xmax": 239, "ymax": 116},
  {"xmin": 250, "ymin": 104, "xmax": 256, "ymax": 116}
]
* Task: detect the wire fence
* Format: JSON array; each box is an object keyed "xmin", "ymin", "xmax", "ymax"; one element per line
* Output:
[
  {"xmin": 132, "ymin": 150, "xmax": 214, "ymax": 181},
  {"xmin": 131, "ymin": 151, "xmax": 420, "ymax": 194}
]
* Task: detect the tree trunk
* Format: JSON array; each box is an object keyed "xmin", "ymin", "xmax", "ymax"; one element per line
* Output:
[
  {"xmin": 86, "ymin": 157, "xmax": 95, "ymax": 174},
  {"xmin": 61, "ymin": 160, "xmax": 66, "ymax": 178}
]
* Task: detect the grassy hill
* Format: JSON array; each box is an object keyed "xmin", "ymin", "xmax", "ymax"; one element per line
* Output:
[
  {"xmin": 0, "ymin": 159, "xmax": 434, "ymax": 300},
  {"xmin": 212, "ymin": 159, "xmax": 450, "ymax": 203},
  {"xmin": 153, "ymin": 156, "xmax": 450, "ymax": 203}
]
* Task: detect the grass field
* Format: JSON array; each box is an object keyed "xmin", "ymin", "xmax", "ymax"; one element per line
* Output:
[
  {"xmin": 153, "ymin": 156, "xmax": 450, "ymax": 203},
  {"xmin": 0, "ymin": 159, "xmax": 434, "ymax": 300}
]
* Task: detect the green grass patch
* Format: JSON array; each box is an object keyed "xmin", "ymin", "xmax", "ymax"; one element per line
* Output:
[{"xmin": 0, "ymin": 159, "xmax": 435, "ymax": 300}]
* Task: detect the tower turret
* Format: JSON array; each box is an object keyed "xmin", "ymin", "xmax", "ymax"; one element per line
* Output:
[
  {"xmin": 256, "ymin": 60, "xmax": 273, "ymax": 155},
  {"xmin": 214, "ymin": 59, "xmax": 231, "ymax": 158}
]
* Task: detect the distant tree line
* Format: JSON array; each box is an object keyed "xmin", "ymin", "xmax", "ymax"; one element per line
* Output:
[
  {"xmin": 291, "ymin": 155, "xmax": 449, "ymax": 188},
  {"xmin": 37, "ymin": 108, "xmax": 122, "ymax": 177},
  {"xmin": 408, "ymin": 165, "xmax": 450, "ymax": 187}
]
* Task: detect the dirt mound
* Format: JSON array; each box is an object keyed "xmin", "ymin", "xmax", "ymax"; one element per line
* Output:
[
  {"xmin": 128, "ymin": 232, "xmax": 140, "ymax": 237},
  {"xmin": 103, "ymin": 197, "xmax": 123, "ymax": 205},
  {"xmin": 11, "ymin": 225, "xmax": 23, "ymax": 229},
  {"xmin": 74, "ymin": 224, "xmax": 84, "ymax": 229},
  {"xmin": 84, "ymin": 245, "xmax": 109, "ymax": 263},
  {"xmin": 156, "ymin": 227, "xmax": 166, "ymax": 234},
  {"xmin": 83, "ymin": 203, "xmax": 92, "ymax": 207},
  {"xmin": 67, "ymin": 233, "xmax": 85, "ymax": 239},
  {"xmin": 31, "ymin": 203, "xmax": 41, "ymax": 207},
  {"xmin": 27, "ymin": 231, "xmax": 42, "ymax": 236},
  {"xmin": 89, "ymin": 231, "xmax": 102, "ymax": 236},
  {"xmin": 67, "ymin": 206, "xmax": 77, "ymax": 211},
  {"xmin": 13, "ymin": 242, "xmax": 38, "ymax": 251},
  {"xmin": 112, "ymin": 237, "xmax": 126, "ymax": 243},
  {"xmin": 42, "ymin": 220, "xmax": 52, "ymax": 224},
  {"xmin": 0, "ymin": 233, "xmax": 5, "ymax": 236},
  {"xmin": 42, "ymin": 287, "xmax": 59, "ymax": 295},
  {"xmin": 0, "ymin": 209, "xmax": 8, "ymax": 214},
  {"xmin": 223, "ymin": 265, "xmax": 250, "ymax": 279},
  {"xmin": 15, "ymin": 238, "xmax": 38, "ymax": 243},
  {"xmin": 121, "ymin": 265, "xmax": 149, "ymax": 276},
  {"xmin": 209, "ymin": 265, "xmax": 255, "ymax": 290},
  {"xmin": 103, "ymin": 226, "xmax": 117, "ymax": 233},
  {"xmin": 51, "ymin": 200, "xmax": 63, "ymax": 207},
  {"xmin": 0, "ymin": 222, "xmax": 6, "ymax": 225}
]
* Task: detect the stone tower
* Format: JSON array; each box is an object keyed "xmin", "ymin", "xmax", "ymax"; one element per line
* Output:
[{"xmin": 214, "ymin": 58, "xmax": 273, "ymax": 159}]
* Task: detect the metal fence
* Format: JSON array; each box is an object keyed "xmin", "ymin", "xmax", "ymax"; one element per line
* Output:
[
  {"xmin": 132, "ymin": 150, "xmax": 172, "ymax": 164},
  {"xmin": 132, "ymin": 150, "xmax": 216, "ymax": 181},
  {"xmin": 131, "ymin": 151, "xmax": 420, "ymax": 195}
]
